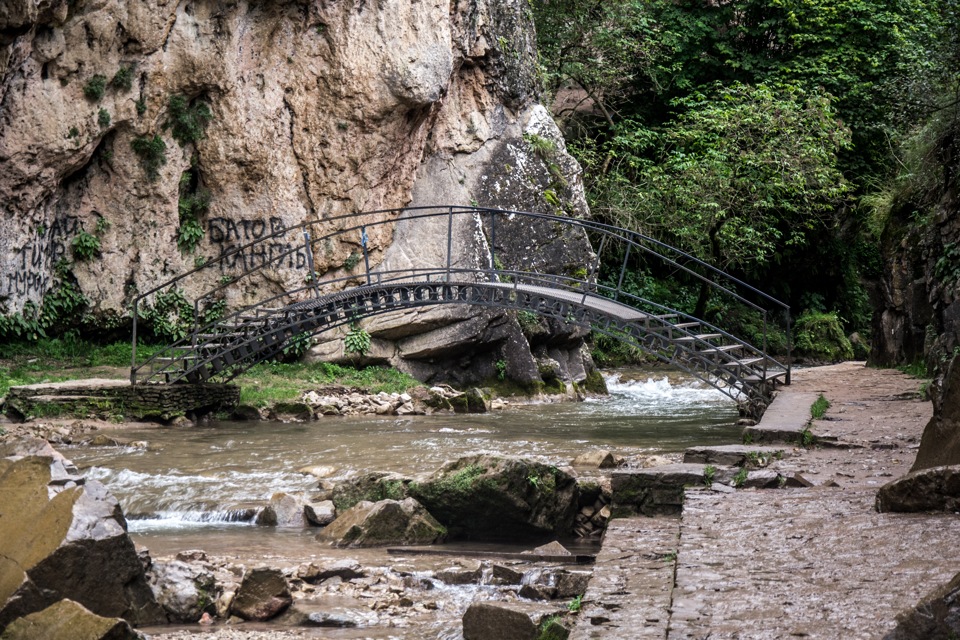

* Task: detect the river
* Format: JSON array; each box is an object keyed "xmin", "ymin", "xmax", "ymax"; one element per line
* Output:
[{"xmin": 63, "ymin": 370, "xmax": 740, "ymax": 638}]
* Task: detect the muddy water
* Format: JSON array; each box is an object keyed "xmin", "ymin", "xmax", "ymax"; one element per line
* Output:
[{"xmin": 66, "ymin": 372, "xmax": 737, "ymax": 537}]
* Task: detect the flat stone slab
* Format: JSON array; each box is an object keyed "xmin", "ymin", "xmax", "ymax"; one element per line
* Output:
[
  {"xmin": 611, "ymin": 464, "xmax": 708, "ymax": 516},
  {"xmin": 683, "ymin": 444, "xmax": 790, "ymax": 466},
  {"xmin": 571, "ymin": 516, "xmax": 678, "ymax": 640},
  {"xmin": 742, "ymin": 392, "xmax": 819, "ymax": 444}
]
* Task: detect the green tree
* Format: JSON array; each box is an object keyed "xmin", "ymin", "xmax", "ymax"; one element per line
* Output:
[{"xmin": 630, "ymin": 83, "xmax": 851, "ymax": 276}]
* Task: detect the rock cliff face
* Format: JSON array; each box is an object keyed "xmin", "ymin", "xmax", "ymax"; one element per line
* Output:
[
  {"xmin": 872, "ymin": 119, "xmax": 959, "ymax": 468},
  {"xmin": 0, "ymin": 0, "xmax": 598, "ymax": 389}
]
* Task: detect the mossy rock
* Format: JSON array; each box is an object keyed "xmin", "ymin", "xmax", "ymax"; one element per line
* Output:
[
  {"xmin": 330, "ymin": 472, "xmax": 412, "ymax": 512},
  {"xmin": 409, "ymin": 454, "xmax": 579, "ymax": 540}
]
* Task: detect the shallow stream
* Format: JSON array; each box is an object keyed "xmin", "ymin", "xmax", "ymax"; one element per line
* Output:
[{"xmin": 66, "ymin": 371, "xmax": 736, "ymax": 536}]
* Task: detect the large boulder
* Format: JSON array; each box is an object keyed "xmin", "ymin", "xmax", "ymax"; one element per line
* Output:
[
  {"xmin": 318, "ymin": 498, "xmax": 447, "ymax": 548},
  {"xmin": 0, "ymin": 452, "xmax": 166, "ymax": 630},
  {"xmin": 876, "ymin": 465, "xmax": 960, "ymax": 512},
  {"xmin": 884, "ymin": 571, "xmax": 960, "ymax": 639},
  {"xmin": 229, "ymin": 568, "xmax": 291, "ymax": 622},
  {"xmin": 0, "ymin": 599, "xmax": 142, "ymax": 640},
  {"xmin": 409, "ymin": 455, "xmax": 579, "ymax": 540}
]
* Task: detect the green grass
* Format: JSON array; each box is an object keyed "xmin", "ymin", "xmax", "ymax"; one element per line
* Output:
[
  {"xmin": 810, "ymin": 393, "xmax": 830, "ymax": 419},
  {"xmin": 235, "ymin": 361, "xmax": 421, "ymax": 407},
  {"xmin": 0, "ymin": 337, "xmax": 164, "ymax": 398}
]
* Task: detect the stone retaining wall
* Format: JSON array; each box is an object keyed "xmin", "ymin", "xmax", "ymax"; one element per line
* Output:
[{"xmin": 4, "ymin": 379, "xmax": 239, "ymax": 422}]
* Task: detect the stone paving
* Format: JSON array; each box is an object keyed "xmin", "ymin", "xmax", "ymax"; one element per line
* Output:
[
  {"xmin": 572, "ymin": 516, "xmax": 679, "ymax": 639},
  {"xmin": 575, "ymin": 363, "xmax": 960, "ymax": 640}
]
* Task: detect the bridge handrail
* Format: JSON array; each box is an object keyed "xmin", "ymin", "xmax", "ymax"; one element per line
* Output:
[{"xmin": 131, "ymin": 206, "xmax": 791, "ymax": 382}]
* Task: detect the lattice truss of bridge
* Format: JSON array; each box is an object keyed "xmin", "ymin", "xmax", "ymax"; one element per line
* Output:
[{"xmin": 130, "ymin": 206, "xmax": 791, "ymax": 415}]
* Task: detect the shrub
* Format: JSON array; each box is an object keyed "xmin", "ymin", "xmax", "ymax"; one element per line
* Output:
[
  {"xmin": 110, "ymin": 65, "xmax": 134, "ymax": 92},
  {"xmin": 165, "ymin": 95, "xmax": 213, "ymax": 146},
  {"xmin": 97, "ymin": 108, "xmax": 111, "ymax": 128},
  {"xmin": 794, "ymin": 311, "xmax": 854, "ymax": 362},
  {"xmin": 83, "ymin": 74, "xmax": 107, "ymax": 101},
  {"xmin": 131, "ymin": 134, "xmax": 167, "ymax": 181}
]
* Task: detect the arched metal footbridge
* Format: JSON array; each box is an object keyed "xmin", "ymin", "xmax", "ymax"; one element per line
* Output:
[{"xmin": 130, "ymin": 206, "xmax": 791, "ymax": 415}]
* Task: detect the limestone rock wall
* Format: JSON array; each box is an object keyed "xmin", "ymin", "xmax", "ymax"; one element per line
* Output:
[{"xmin": 0, "ymin": 0, "xmax": 598, "ymax": 387}]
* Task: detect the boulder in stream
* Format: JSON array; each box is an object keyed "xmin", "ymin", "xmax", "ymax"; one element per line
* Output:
[
  {"xmin": 0, "ymin": 446, "xmax": 166, "ymax": 630},
  {"xmin": 230, "ymin": 567, "xmax": 291, "ymax": 621},
  {"xmin": 318, "ymin": 498, "xmax": 447, "ymax": 547},
  {"xmin": 409, "ymin": 455, "xmax": 579, "ymax": 540},
  {"xmin": 330, "ymin": 471, "xmax": 412, "ymax": 512},
  {"xmin": 148, "ymin": 560, "xmax": 218, "ymax": 623},
  {"xmin": 462, "ymin": 601, "xmax": 568, "ymax": 640}
]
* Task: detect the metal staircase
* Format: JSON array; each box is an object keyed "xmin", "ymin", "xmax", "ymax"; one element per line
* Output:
[{"xmin": 131, "ymin": 206, "xmax": 790, "ymax": 415}]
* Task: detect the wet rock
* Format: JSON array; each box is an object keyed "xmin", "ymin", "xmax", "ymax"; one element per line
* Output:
[
  {"xmin": 519, "ymin": 583, "xmax": 557, "ymax": 600},
  {"xmin": 876, "ymin": 465, "xmax": 960, "ymax": 512},
  {"xmin": 435, "ymin": 562, "xmax": 483, "ymax": 585},
  {"xmin": 257, "ymin": 492, "xmax": 307, "ymax": 527},
  {"xmin": 297, "ymin": 559, "xmax": 365, "ymax": 584},
  {"xmin": 884, "ymin": 570, "xmax": 960, "ymax": 639},
  {"xmin": 448, "ymin": 388, "xmax": 491, "ymax": 413},
  {"xmin": 489, "ymin": 565, "xmax": 525, "ymax": 586},
  {"xmin": 230, "ymin": 405, "xmax": 263, "ymax": 421},
  {"xmin": 0, "ymin": 599, "xmax": 142, "ymax": 640},
  {"xmin": 298, "ymin": 465, "xmax": 338, "ymax": 478},
  {"xmin": 269, "ymin": 402, "xmax": 314, "ymax": 421},
  {"xmin": 318, "ymin": 498, "xmax": 447, "ymax": 547},
  {"xmin": 462, "ymin": 601, "xmax": 566, "ymax": 640},
  {"xmin": 683, "ymin": 445, "xmax": 787, "ymax": 467},
  {"xmin": 0, "ymin": 455, "xmax": 166, "ymax": 629},
  {"xmin": 304, "ymin": 500, "xmax": 337, "ymax": 527},
  {"xmin": 230, "ymin": 567, "xmax": 291, "ymax": 621},
  {"xmin": 554, "ymin": 570, "xmax": 591, "ymax": 598},
  {"xmin": 642, "ymin": 455, "xmax": 674, "ymax": 468},
  {"xmin": 149, "ymin": 560, "xmax": 218, "ymax": 623},
  {"xmin": 740, "ymin": 470, "xmax": 783, "ymax": 489},
  {"xmin": 527, "ymin": 541, "xmax": 572, "ymax": 557},
  {"xmin": 572, "ymin": 450, "xmax": 618, "ymax": 469},
  {"xmin": 410, "ymin": 455, "xmax": 579, "ymax": 540}
]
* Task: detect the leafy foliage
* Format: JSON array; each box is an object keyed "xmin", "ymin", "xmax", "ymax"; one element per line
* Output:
[
  {"xmin": 794, "ymin": 311, "xmax": 854, "ymax": 362},
  {"xmin": 177, "ymin": 170, "xmax": 210, "ymax": 253},
  {"xmin": 72, "ymin": 230, "xmax": 101, "ymax": 261},
  {"xmin": 606, "ymin": 83, "xmax": 851, "ymax": 274},
  {"xmin": 97, "ymin": 108, "xmax": 111, "ymax": 128},
  {"xmin": 165, "ymin": 95, "xmax": 213, "ymax": 146},
  {"xmin": 139, "ymin": 289, "xmax": 195, "ymax": 342},
  {"xmin": 131, "ymin": 135, "xmax": 167, "ymax": 181},
  {"xmin": 344, "ymin": 322, "xmax": 371, "ymax": 358}
]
